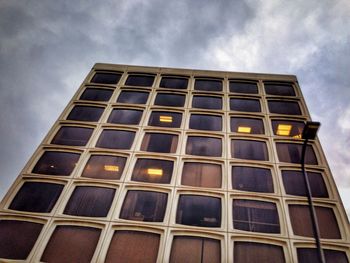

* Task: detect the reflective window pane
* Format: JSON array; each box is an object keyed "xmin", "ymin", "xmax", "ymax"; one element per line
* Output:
[
  {"xmin": 229, "ymin": 81, "xmax": 258, "ymax": 94},
  {"xmin": 230, "ymin": 98, "xmax": 261, "ymax": 112},
  {"xmin": 297, "ymin": 248, "xmax": 349, "ymax": 263},
  {"xmin": 192, "ymin": 95, "xmax": 222, "ymax": 110},
  {"xmin": 160, "ymin": 76, "xmax": 188, "ymax": 89},
  {"xmin": 232, "ymin": 166, "xmax": 273, "ymax": 193},
  {"xmin": 32, "ymin": 151, "xmax": 80, "ymax": 176},
  {"xmin": 82, "ymin": 155, "xmax": 126, "ymax": 180},
  {"xmin": 176, "ymin": 195, "xmax": 221, "ymax": 227},
  {"xmin": 194, "ymin": 79, "xmax": 222, "ymax": 92},
  {"xmin": 9, "ymin": 182, "xmax": 64, "ymax": 213},
  {"xmin": 264, "ymin": 82, "xmax": 296, "ymax": 96},
  {"xmin": 120, "ymin": 191, "xmax": 167, "ymax": 222},
  {"xmin": 51, "ymin": 126, "xmax": 93, "ymax": 146},
  {"xmin": 148, "ymin": 111, "xmax": 182, "ymax": 128},
  {"xmin": 67, "ymin": 106, "xmax": 104, "ymax": 122},
  {"xmin": 91, "ymin": 72, "xmax": 121, "ymax": 84},
  {"xmin": 186, "ymin": 136, "xmax": 222, "ymax": 157},
  {"xmin": 131, "ymin": 158, "xmax": 174, "ymax": 184},
  {"xmin": 234, "ymin": 242, "xmax": 285, "ymax": 263},
  {"xmin": 117, "ymin": 91, "xmax": 149, "ymax": 104},
  {"xmin": 96, "ymin": 130, "xmax": 135, "ymax": 149},
  {"xmin": 141, "ymin": 133, "xmax": 178, "ymax": 153},
  {"xmin": 272, "ymin": 120, "xmax": 304, "ymax": 137},
  {"xmin": 231, "ymin": 117, "xmax": 264, "ymax": 134},
  {"xmin": 154, "ymin": 93, "xmax": 185, "ymax": 107},
  {"xmin": 125, "ymin": 74, "xmax": 155, "ymax": 87},
  {"xmin": 64, "ymin": 186, "xmax": 115, "ymax": 217},
  {"xmin": 231, "ymin": 140, "xmax": 268, "ymax": 161},
  {"xmin": 108, "ymin": 109, "xmax": 143, "ymax": 125},
  {"xmin": 80, "ymin": 88, "xmax": 113, "ymax": 101},
  {"xmin": 189, "ymin": 114, "xmax": 222, "ymax": 131},
  {"xmin": 268, "ymin": 100, "xmax": 301, "ymax": 115},
  {"xmin": 182, "ymin": 162, "xmax": 222, "ymax": 188},
  {"xmin": 276, "ymin": 143, "xmax": 317, "ymax": 164}
]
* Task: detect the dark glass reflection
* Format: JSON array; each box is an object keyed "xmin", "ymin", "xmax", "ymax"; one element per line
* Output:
[
  {"xmin": 194, "ymin": 79, "xmax": 222, "ymax": 92},
  {"xmin": 182, "ymin": 162, "xmax": 222, "ymax": 188},
  {"xmin": 189, "ymin": 114, "xmax": 222, "ymax": 131},
  {"xmin": 154, "ymin": 93, "xmax": 185, "ymax": 107},
  {"xmin": 160, "ymin": 76, "xmax": 188, "ymax": 89},
  {"xmin": 67, "ymin": 106, "xmax": 104, "ymax": 122},
  {"xmin": 132, "ymin": 158, "xmax": 174, "ymax": 184},
  {"xmin": 231, "ymin": 140, "xmax": 268, "ymax": 161},
  {"xmin": 234, "ymin": 242, "xmax": 285, "ymax": 263},
  {"xmin": 229, "ymin": 81, "xmax": 258, "ymax": 94},
  {"xmin": 230, "ymin": 117, "xmax": 264, "ymax": 134},
  {"xmin": 80, "ymin": 88, "xmax": 113, "ymax": 101},
  {"xmin": 108, "ymin": 109, "xmax": 143, "ymax": 125},
  {"xmin": 117, "ymin": 91, "xmax": 149, "ymax": 104},
  {"xmin": 230, "ymin": 98, "xmax": 261, "ymax": 112},
  {"xmin": 186, "ymin": 136, "xmax": 222, "ymax": 157},
  {"xmin": 125, "ymin": 74, "xmax": 155, "ymax": 87},
  {"xmin": 192, "ymin": 95, "xmax": 222, "ymax": 110},
  {"xmin": 272, "ymin": 120, "xmax": 304, "ymax": 137},
  {"xmin": 268, "ymin": 100, "xmax": 301, "ymax": 115},
  {"xmin": 297, "ymin": 248, "xmax": 349, "ymax": 263},
  {"xmin": 51, "ymin": 126, "xmax": 93, "ymax": 146},
  {"xmin": 276, "ymin": 143, "xmax": 317, "ymax": 164},
  {"xmin": 82, "ymin": 155, "xmax": 126, "ymax": 180},
  {"xmin": 96, "ymin": 130, "xmax": 135, "ymax": 149},
  {"xmin": 91, "ymin": 72, "xmax": 121, "ymax": 84},
  {"xmin": 232, "ymin": 166, "xmax": 273, "ymax": 193},
  {"xmin": 141, "ymin": 133, "xmax": 178, "ymax": 153},
  {"xmin": 264, "ymin": 82, "xmax": 296, "ymax": 96},
  {"xmin": 148, "ymin": 111, "xmax": 182, "ymax": 128}
]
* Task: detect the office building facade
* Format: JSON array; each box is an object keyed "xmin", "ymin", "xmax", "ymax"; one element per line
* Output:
[{"xmin": 0, "ymin": 63, "xmax": 349, "ymax": 262}]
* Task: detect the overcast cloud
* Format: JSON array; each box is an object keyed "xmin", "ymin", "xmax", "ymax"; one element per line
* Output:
[{"xmin": 0, "ymin": 0, "xmax": 349, "ymax": 218}]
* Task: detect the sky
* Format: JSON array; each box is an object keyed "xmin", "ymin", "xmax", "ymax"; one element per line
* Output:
[{"xmin": 0, "ymin": 0, "xmax": 349, "ymax": 218}]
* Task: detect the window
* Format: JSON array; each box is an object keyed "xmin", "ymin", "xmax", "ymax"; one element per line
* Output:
[
  {"xmin": 232, "ymin": 166, "xmax": 273, "ymax": 193},
  {"xmin": 234, "ymin": 242, "xmax": 285, "ymax": 263},
  {"xmin": 63, "ymin": 186, "xmax": 115, "ymax": 217},
  {"xmin": 51, "ymin": 126, "xmax": 93, "ymax": 146},
  {"xmin": 41, "ymin": 225, "xmax": 101, "ymax": 262},
  {"xmin": 120, "ymin": 191, "xmax": 167, "ymax": 222},
  {"xmin": 233, "ymin": 200, "xmax": 280, "ymax": 233},
  {"xmin": 192, "ymin": 95, "xmax": 222, "ymax": 110},
  {"xmin": 32, "ymin": 151, "xmax": 80, "ymax": 176},
  {"xmin": 194, "ymin": 79, "xmax": 223, "ymax": 92},
  {"xmin": 148, "ymin": 111, "xmax": 182, "ymax": 128},
  {"xmin": 189, "ymin": 114, "xmax": 222, "ymax": 131},
  {"xmin": 131, "ymin": 158, "xmax": 174, "ymax": 184},
  {"xmin": 0, "ymin": 220, "xmax": 43, "ymax": 260},
  {"xmin": 268, "ymin": 100, "xmax": 301, "ymax": 115},
  {"xmin": 272, "ymin": 120, "xmax": 305, "ymax": 137},
  {"xmin": 91, "ymin": 72, "xmax": 121, "ymax": 84},
  {"xmin": 67, "ymin": 105, "xmax": 104, "ymax": 122},
  {"xmin": 9, "ymin": 182, "xmax": 64, "ymax": 213},
  {"xmin": 170, "ymin": 236, "xmax": 221, "ymax": 263},
  {"xmin": 96, "ymin": 130, "xmax": 135, "ymax": 149},
  {"xmin": 160, "ymin": 76, "xmax": 188, "ymax": 89},
  {"xmin": 182, "ymin": 162, "xmax": 222, "ymax": 188},
  {"xmin": 297, "ymin": 248, "xmax": 349, "ymax": 263},
  {"xmin": 289, "ymin": 205, "xmax": 341, "ymax": 239},
  {"xmin": 81, "ymin": 155, "xmax": 126, "ymax": 180},
  {"xmin": 176, "ymin": 195, "xmax": 221, "ymax": 227},
  {"xmin": 230, "ymin": 98, "xmax": 261, "ymax": 112},
  {"xmin": 154, "ymin": 93, "xmax": 185, "ymax": 107},
  {"xmin": 231, "ymin": 140, "xmax": 268, "ymax": 161},
  {"xmin": 108, "ymin": 109, "xmax": 143, "ymax": 125},
  {"xmin": 186, "ymin": 136, "xmax": 222, "ymax": 157},
  {"xmin": 282, "ymin": 170, "xmax": 328, "ymax": 197},
  {"xmin": 80, "ymin": 88, "xmax": 113, "ymax": 101},
  {"xmin": 125, "ymin": 74, "xmax": 155, "ymax": 87},
  {"xmin": 141, "ymin": 133, "xmax": 178, "ymax": 153},
  {"xmin": 229, "ymin": 81, "xmax": 258, "ymax": 94},
  {"xmin": 264, "ymin": 82, "xmax": 296, "ymax": 96},
  {"xmin": 105, "ymin": 231, "xmax": 160, "ymax": 263},
  {"xmin": 231, "ymin": 117, "xmax": 264, "ymax": 134},
  {"xmin": 117, "ymin": 91, "xmax": 149, "ymax": 104},
  {"xmin": 276, "ymin": 143, "xmax": 317, "ymax": 164}
]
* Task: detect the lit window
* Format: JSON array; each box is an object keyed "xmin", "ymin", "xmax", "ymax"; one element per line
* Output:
[
  {"xmin": 192, "ymin": 95, "xmax": 222, "ymax": 110},
  {"xmin": 91, "ymin": 72, "xmax": 121, "ymax": 84},
  {"xmin": 125, "ymin": 74, "xmax": 155, "ymax": 87},
  {"xmin": 231, "ymin": 140, "xmax": 268, "ymax": 161},
  {"xmin": 272, "ymin": 120, "xmax": 305, "ymax": 137},
  {"xmin": 232, "ymin": 166, "xmax": 273, "ymax": 193},
  {"xmin": 231, "ymin": 117, "xmax": 264, "ymax": 134},
  {"xmin": 194, "ymin": 79, "xmax": 223, "ymax": 92},
  {"xmin": 234, "ymin": 242, "xmax": 285, "ymax": 263},
  {"xmin": 51, "ymin": 126, "xmax": 93, "ymax": 146},
  {"xmin": 80, "ymin": 88, "xmax": 113, "ymax": 101},
  {"xmin": 67, "ymin": 105, "xmax": 104, "ymax": 122},
  {"xmin": 131, "ymin": 158, "xmax": 174, "ymax": 184},
  {"xmin": 81, "ymin": 155, "xmax": 126, "ymax": 180},
  {"xmin": 160, "ymin": 76, "xmax": 188, "ymax": 89},
  {"xmin": 149, "ymin": 111, "xmax": 182, "ymax": 128}
]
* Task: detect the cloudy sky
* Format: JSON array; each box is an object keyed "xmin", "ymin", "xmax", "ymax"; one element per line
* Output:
[{"xmin": 0, "ymin": 0, "xmax": 349, "ymax": 218}]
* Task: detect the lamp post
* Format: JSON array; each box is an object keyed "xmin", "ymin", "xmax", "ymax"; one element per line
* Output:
[{"xmin": 300, "ymin": 121, "xmax": 325, "ymax": 263}]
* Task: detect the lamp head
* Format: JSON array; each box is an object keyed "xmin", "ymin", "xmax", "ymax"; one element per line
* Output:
[{"xmin": 302, "ymin": 121, "xmax": 321, "ymax": 140}]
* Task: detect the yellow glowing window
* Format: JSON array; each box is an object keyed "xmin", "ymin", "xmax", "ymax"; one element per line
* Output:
[
  {"xmin": 104, "ymin": 165, "xmax": 119, "ymax": 172},
  {"xmin": 147, "ymin": 168, "xmax": 163, "ymax": 176},
  {"xmin": 237, "ymin": 126, "xmax": 251, "ymax": 133},
  {"xmin": 276, "ymin": 124, "xmax": 292, "ymax": 136},
  {"xmin": 159, "ymin": 115, "xmax": 173, "ymax": 123}
]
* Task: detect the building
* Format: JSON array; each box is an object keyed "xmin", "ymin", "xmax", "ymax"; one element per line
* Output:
[{"xmin": 0, "ymin": 63, "xmax": 349, "ymax": 262}]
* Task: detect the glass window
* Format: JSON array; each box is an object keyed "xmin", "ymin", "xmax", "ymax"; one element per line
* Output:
[
  {"xmin": 231, "ymin": 140, "xmax": 268, "ymax": 161},
  {"xmin": 264, "ymin": 82, "xmax": 296, "ymax": 96},
  {"xmin": 41, "ymin": 225, "xmax": 101, "ymax": 263},
  {"xmin": 230, "ymin": 98, "xmax": 261, "ymax": 112},
  {"xmin": 276, "ymin": 143, "xmax": 317, "ymax": 164},
  {"xmin": 297, "ymin": 248, "xmax": 349, "ymax": 263},
  {"xmin": 91, "ymin": 72, "xmax": 121, "ymax": 84},
  {"xmin": 67, "ymin": 106, "xmax": 104, "ymax": 122},
  {"xmin": 105, "ymin": 231, "xmax": 160, "ymax": 263},
  {"xmin": 154, "ymin": 93, "xmax": 185, "ymax": 107},
  {"xmin": 232, "ymin": 166, "xmax": 273, "ymax": 193},
  {"xmin": 170, "ymin": 236, "xmax": 221, "ymax": 263},
  {"xmin": 234, "ymin": 242, "xmax": 285, "ymax": 263},
  {"xmin": 176, "ymin": 195, "xmax": 221, "ymax": 227},
  {"xmin": 182, "ymin": 162, "xmax": 222, "ymax": 188},
  {"xmin": 120, "ymin": 191, "xmax": 167, "ymax": 222},
  {"xmin": 282, "ymin": 170, "xmax": 328, "ymax": 197},
  {"xmin": 51, "ymin": 126, "xmax": 93, "ymax": 146},
  {"xmin": 186, "ymin": 136, "xmax": 222, "ymax": 157},
  {"xmin": 160, "ymin": 76, "xmax": 188, "ymax": 89},
  {"xmin": 148, "ymin": 111, "xmax": 182, "ymax": 128},
  {"xmin": 141, "ymin": 133, "xmax": 178, "ymax": 153},
  {"xmin": 32, "ymin": 151, "xmax": 80, "ymax": 176},
  {"xmin": 96, "ymin": 130, "xmax": 135, "ymax": 149},
  {"xmin": 272, "ymin": 120, "xmax": 305, "ymax": 137},
  {"xmin": 0, "ymin": 220, "xmax": 43, "ymax": 260},
  {"xmin": 289, "ymin": 205, "xmax": 341, "ymax": 239},
  {"xmin": 231, "ymin": 117, "xmax": 264, "ymax": 134},
  {"xmin": 192, "ymin": 95, "xmax": 222, "ymax": 110},
  {"xmin": 81, "ymin": 155, "xmax": 126, "ymax": 180},
  {"xmin": 117, "ymin": 91, "xmax": 149, "ymax": 104},
  {"xmin": 233, "ymin": 200, "xmax": 280, "ymax": 233},
  {"xmin": 108, "ymin": 109, "xmax": 143, "ymax": 125},
  {"xmin": 125, "ymin": 74, "xmax": 155, "ymax": 87},
  {"xmin": 64, "ymin": 186, "xmax": 115, "ymax": 217},
  {"xmin": 268, "ymin": 100, "xmax": 301, "ymax": 115},
  {"xmin": 194, "ymin": 79, "xmax": 223, "ymax": 92},
  {"xmin": 9, "ymin": 182, "xmax": 64, "ymax": 213},
  {"xmin": 229, "ymin": 81, "xmax": 258, "ymax": 94},
  {"xmin": 131, "ymin": 158, "xmax": 174, "ymax": 184},
  {"xmin": 189, "ymin": 114, "xmax": 222, "ymax": 131},
  {"xmin": 80, "ymin": 88, "xmax": 113, "ymax": 101}
]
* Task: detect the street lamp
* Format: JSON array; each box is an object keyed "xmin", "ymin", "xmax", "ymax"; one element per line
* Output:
[{"xmin": 300, "ymin": 121, "xmax": 325, "ymax": 263}]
